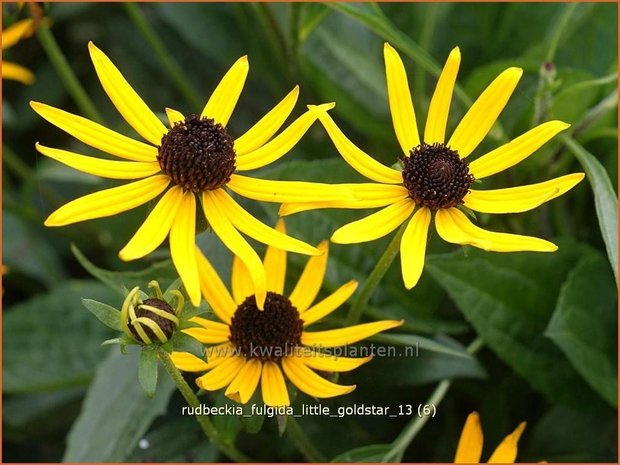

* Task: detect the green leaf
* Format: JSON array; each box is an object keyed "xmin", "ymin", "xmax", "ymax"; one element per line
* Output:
[
  {"xmin": 2, "ymin": 281, "xmax": 115, "ymax": 393},
  {"xmin": 170, "ymin": 332, "xmax": 205, "ymax": 358},
  {"xmin": 139, "ymin": 347, "xmax": 159, "ymax": 398},
  {"xmin": 371, "ymin": 333, "xmax": 474, "ymax": 359},
  {"xmin": 71, "ymin": 243, "xmax": 179, "ymax": 295},
  {"xmin": 82, "ymin": 298, "xmax": 121, "ymax": 330},
  {"xmin": 560, "ymin": 135, "xmax": 618, "ymax": 281},
  {"xmin": 211, "ymin": 391, "xmax": 243, "ymax": 445},
  {"xmin": 546, "ymin": 253, "xmax": 618, "ymax": 406},
  {"xmin": 426, "ymin": 242, "xmax": 605, "ymax": 409},
  {"xmin": 63, "ymin": 347, "xmax": 175, "ymax": 462},
  {"xmin": 331, "ymin": 444, "xmax": 392, "ymax": 462}
]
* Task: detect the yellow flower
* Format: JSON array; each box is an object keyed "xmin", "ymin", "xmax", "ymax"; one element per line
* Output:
[
  {"xmin": 31, "ymin": 42, "xmax": 352, "ymax": 307},
  {"xmin": 2, "ymin": 18, "xmax": 36, "ymax": 84},
  {"xmin": 281, "ymin": 43, "xmax": 584, "ymax": 289},
  {"xmin": 171, "ymin": 220, "xmax": 402, "ymax": 406},
  {"xmin": 455, "ymin": 412, "xmax": 526, "ymax": 463}
]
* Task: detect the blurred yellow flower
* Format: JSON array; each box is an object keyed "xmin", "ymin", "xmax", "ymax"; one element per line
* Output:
[
  {"xmin": 2, "ymin": 18, "xmax": 36, "ymax": 84},
  {"xmin": 171, "ymin": 220, "xmax": 402, "ymax": 406},
  {"xmin": 281, "ymin": 43, "xmax": 584, "ymax": 289},
  {"xmin": 31, "ymin": 42, "xmax": 352, "ymax": 307},
  {"xmin": 455, "ymin": 412, "xmax": 526, "ymax": 463}
]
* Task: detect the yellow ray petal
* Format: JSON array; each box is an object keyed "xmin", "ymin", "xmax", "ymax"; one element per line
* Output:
[
  {"xmin": 468, "ymin": 121, "xmax": 570, "ymax": 179},
  {"xmin": 44, "ymin": 175, "xmax": 169, "ymax": 226},
  {"xmin": 195, "ymin": 248, "xmax": 236, "ymax": 324},
  {"xmin": 299, "ymin": 350, "xmax": 372, "ymax": 372},
  {"xmin": 301, "ymin": 320, "xmax": 403, "ymax": 348},
  {"xmin": 488, "ymin": 421, "xmax": 526, "ymax": 463},
  {"xmin": 209, "ymin": 189, "xmax": 319, "ymax": 255},
  {"xmin": 281, "ymin": 356, "xmax": 355, "ymax": 398},
  {"xmin": 464, "ymin": 173, "xmax": 585, "ymax": 214},
  {"xmin": 308, "ymin": 105, "xmax": 403, "ymax": 184},
  {"xmin": 225, "ymin": 359, "xmax": 262, "ymax": 404},
  {"xmin": 171, "ymin": 351, "xmax": 209, "ymax": 372},
  {"xmin": 2, "ymin": 19, "xmax": 34, "ymax": 50},
  {"xmin": 454, "ymin": 412, "xmax": 484, "ymax": 463},
  {"xmin": 331, "ymin": 198, "xmax": 414, "ymax": 244},
  {"xmin": 169, "ymin": 192, "xmax": 200, "ymax": 306},
  {"xmin": 165, "ymin": 107, "xmax": 185, "ymax": 127},
  {"xmin": 263, "ymin": 219, "xmax": 288, "ymax": 294},
  {"xmin": 279, "ymin": 183, "xmax": 409, "ymax": 216},
  {"xmin": 448, "ymin": 67, "xmax": 523, "ymax": 158},
  {"xmin": 384, "ymin": 43, "xmax": 420, "ymax": 154},
  {"xmin": 202, "ymin": 55, "xmax": 249, "ymax": 126},
  {"xmin": 425, "ymin": 47, "xmax": 460, "ymax": 144},
  {"xmin": 400, "ymin": 207, "xmax": 431, "ymax": 289},
  {"xmin": 227, "ymin": 174, "xmax": 355, "ymax": 204},
  {"xmin": 435, "ymin": 208, "xmax": 558, "ymax": 252},
  {"xmin": 203, "ymin": 343, "xmax": 237, "ymax": 370},
  {"xmin": 36, "ymin": 143, "xmax": 161, "ymax": 180},
  {"xmin": 184, "ymin": 317, "xmax": 231, "ymax": 343},
  {"xmin": 89, "ymin": 42, "xmax": 167, "ymax": 145},
  {"xmin": 30, "ymin": 101, "xmax": 157, "ymax": 161},
  {"xmin": 196, "ymin": 355, "xmax": 245, "ymax": 391},
  {"xmin": 2, "ymin": 61, "xmax": 35, "ymax": 85},
  {"xmin": 202, "ymin": 191, "xmax": 267, "ymax": 309},
  {"xmin": 289, "ymin": 241, "xmax": 329, "ymax": 312},
  {"xmin": 119, "ymin": 186, "xmax": 183, "ymax": 261},
  {"xmin": 231, "ymin": 255, "xmax": 254, "ymax": 304},
  {"xmin": 261, "ymin": 361, "xmax": 290, "ymax": 407},
  {"xmin": 234, "ymin": 86, "xmax": 299, "ymax": 156},
  {"xmin": 301, "ymin": 280, "xmax": 358, "ymax": 326},
  {"xmin": 236, "ymin": 104, "xmax": 332, "ymax": 171}
]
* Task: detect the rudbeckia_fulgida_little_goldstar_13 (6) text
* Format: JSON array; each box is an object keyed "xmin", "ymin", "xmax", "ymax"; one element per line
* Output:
[
  {"xmin": 280, "ymin": 43, "xmax": 584, "ymax": 290},
  {"xmin": 31, "ymin": 42, "xmax": 355, "ymax": 308},
  {"xmin": 171, "ymin": 219, "xmax": 402, "ymax": 406}
]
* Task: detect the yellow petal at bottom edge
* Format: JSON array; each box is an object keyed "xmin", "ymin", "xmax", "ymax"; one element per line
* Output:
[
  {"xmin": 488, "ymin": 421, "xmax": 526, "ymax": 463},
  {"xmin": 454, "ymin": 412, "xmax": 484, "ymax": 463},
  {"xmin": 196, "ymin": 355, "xmax": 245, "ymax": 391}
]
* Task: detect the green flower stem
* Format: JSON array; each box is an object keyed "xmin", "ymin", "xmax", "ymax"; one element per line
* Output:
[
  {"xmin": 382, "ymin": 337, "xmax": 484, "ymax": 462},
  {"xmin": 157, "ymin": 349, "xmax": 250, "ymax": 462},
  {"xmin": 123, "ymin": 3, "xmax": 202, "ymax": 109},
  {"xmin": 36, "ymin": 26, "xmax": 104, "ymax": 123},
  {"xmin": 345, "ymin": 223, "xmax": 407, "ymax": 326},
  {"xmin": 286, "ymin": 416, "xmax": 326, "ymax": 462}
]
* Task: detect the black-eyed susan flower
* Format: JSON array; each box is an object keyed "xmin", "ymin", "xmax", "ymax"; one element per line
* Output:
[
  {"xmin": 454, "ymin": 412, "xmax": 526, "ymax": 463},
  {"xmin": 31, "ymin": 42, "xmax": 352, "ymax": 307},
  {"xmin": 171, "ymin": 220, "xmax": 402, "ymax": 406},
  {"xmin": 281, "ymin": 44, "xmax": 584, "ymax": 289},
  {"xmin": 2, "ymin": 18, "xmax": 36, "ymax": 84}
]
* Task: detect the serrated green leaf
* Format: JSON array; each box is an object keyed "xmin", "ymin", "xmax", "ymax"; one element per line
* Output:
[
  {"xmin": 82, "ymin": 298, "xmax": 121, "ymax": 330},
  {"xmin": 561, "ymin": 135, "xmax": 618, "ymax": 281},
  {"xmin": 426, "ymin": 242, "xmax": 605, "ymax": 409},
  {"xmin": 63, "ymin": 347, "xmax": 175, "ymax": 462},
  {"xmin": 138, "ymin": 348, "xmax": 159, "ymax": 398},
  {"xmin": 2, "ymin": 281, "xmax": 115, "ymax": 393},
  {"xmin": 331, "ymin": 444, "xmax": 392, "ymax": 462},
  {"xmin": 546, "ymin": 253, "xmax": 618, "ymax": 406}
]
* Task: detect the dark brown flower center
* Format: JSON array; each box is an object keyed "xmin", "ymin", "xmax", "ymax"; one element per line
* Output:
[
  {"xmin": 401, "ymin": 143, "xmax": 474, "ymax": 210},
  {"xmin": 229, "ymin": 292, "xmax": 303, "ymax": 362},
  {"xmin": 128, "ymin": 298, "xmax": 176, "ymax": 341},
  {"xmin": 157, "ymin": 114, "xmax": 236, "ymax": 192}
]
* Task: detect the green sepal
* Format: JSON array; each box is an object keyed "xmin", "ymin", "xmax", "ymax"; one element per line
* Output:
[
  {"xmin": 457, "ymin": 204, "xmax": 478, "ymax": 221},
  {"xmin": 101, "ymin": 335, "xmax": 139, "ymax": 351},
  {"xmin": 82, "ymin": 298, "xmax": 121, "ymax": 331},
  {"xmin": 138, "ymin": 346, "xmax": 159, "ymax": 398}
]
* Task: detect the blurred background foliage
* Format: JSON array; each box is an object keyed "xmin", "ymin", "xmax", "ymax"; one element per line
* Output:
[{"xmin": 2, "ymin": 2, "xmax": 618, "ymax": 462}]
